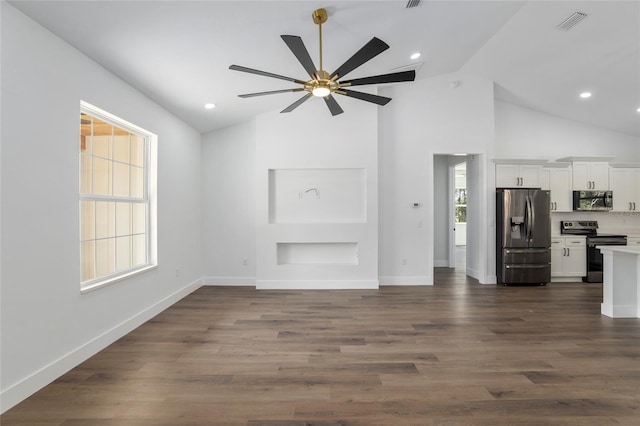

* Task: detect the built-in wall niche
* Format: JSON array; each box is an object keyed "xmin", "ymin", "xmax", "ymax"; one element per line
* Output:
[
  {"xmin": 277, "ymin": 242, "xmax": 359, "ymax": 265},
  {"xmin": 268, "ymin": 168, "xmax": 367, "ymax": 224}
]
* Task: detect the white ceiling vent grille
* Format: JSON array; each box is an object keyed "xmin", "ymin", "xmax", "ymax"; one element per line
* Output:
[
  {"xmin": 406, "ymin": 0, "xmax": 421, "ymax": 9},
  {"xmin": 556, "ymin": 11, "xmax": 589, "ymax": 31}
]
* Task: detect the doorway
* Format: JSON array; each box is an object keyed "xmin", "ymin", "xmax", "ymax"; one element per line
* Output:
[{"xmin": 433, "ymin": 153, "xmax": 483, "ymax": 279}]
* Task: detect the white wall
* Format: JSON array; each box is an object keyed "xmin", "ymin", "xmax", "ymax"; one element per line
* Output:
[
  {"xmin": 255, "ymin": 98, "xmax": 379, "ymax": 289},
  {"xmin": 379, "ymin": 73, "xmax": 496, "ymax": 285},
  {"xmin": 495, "ymin": 100, "xmax": 640, "ymax": 161},
  {"xmin": 201, "ymin": 120, "xmax": 256, "ymax": 285},
  {"xmin": 1, "ymin": 3, "xmax": 202, "ymax": 412}
]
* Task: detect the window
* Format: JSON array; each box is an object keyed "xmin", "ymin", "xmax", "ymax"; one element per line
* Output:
[
  {"xmin": 79, "ymin": 102, "xmax": 156, "ymax": 291},
  {"xmin": 455, "ymin": 188, "xmax": 467, "ymax": 223}
]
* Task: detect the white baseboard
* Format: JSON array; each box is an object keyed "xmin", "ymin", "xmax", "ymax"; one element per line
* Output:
[
  {"xmin": 256, "ymin": 279, "xmax": 379, "ymax": 290},
  {"xmin": 0, "ymin": 278, "xmax": 203, "ymax": 414},
  {"xmin": 378, "ymin": 276, "xmax": 433, "ymax": 286},
  {"xmin": 551, "ymin": 276, "xmax": 583, "ymax": 283},
  {"xmin": 434, "ymin": 260, "xmax": 449, "ymax": 267},
  {"xmin": 480, "ymin": 275, "xmax": 498, "ymax": 284},
  {"xmin": 466, "ymin": 267, "xmax": 481, "ymax": 281},
  {"xmin": 601, "ymin": 302, "xmax": 638, "ymax": 318},
  {"xmin": 202, "ymin": 276, "xmax": 256, "ymax": 286}
]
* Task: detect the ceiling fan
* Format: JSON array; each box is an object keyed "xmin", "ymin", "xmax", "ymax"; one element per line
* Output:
[{"xmin": 229, "ymin": 8, "xmax": 416, "ymax": 116}]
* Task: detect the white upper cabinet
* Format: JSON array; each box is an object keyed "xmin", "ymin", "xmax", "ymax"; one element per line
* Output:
[
  {"xmin": 609, "ymin": 168, "xmax": 640, "ymax": 212},
  {"xmin": 495, "ymin": 164, "xmax": 542, "ymax": 188},
  {"xmin": 542, "ymin": 167, "xmax": 572, "ymax": 212},
  {"xmin": 572, "ymin": 162, "xmax": 609, "ymax": 190}
]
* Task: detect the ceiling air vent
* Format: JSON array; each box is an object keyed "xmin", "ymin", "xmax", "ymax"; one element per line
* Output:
[
  {"xmin": 556, "ymin": 11, "xmax": 589, "ymax": 31},
  {"xmin": 406, "ymin": 0, "xmax": 421, "ymax": 9}
]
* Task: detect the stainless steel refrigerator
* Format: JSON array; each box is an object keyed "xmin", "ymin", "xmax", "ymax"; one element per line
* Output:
[{"xmin": 496, "ymin": 189, "xmax": 551, "ymax": 285}]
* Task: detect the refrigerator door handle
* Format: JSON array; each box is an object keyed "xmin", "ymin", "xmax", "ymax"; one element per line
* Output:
[
  {"xmin": 505, "ymin": 248, "xmax": 549, "ymax": 254},
  {"xmin": 525, "ymin": 194, "xmax": 533, "ymax": 243},
  {"xmin": 505, "ymin": 264, "xmax": 549, "ymax": 269}
]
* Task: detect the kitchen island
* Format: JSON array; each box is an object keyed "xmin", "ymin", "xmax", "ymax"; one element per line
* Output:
[{"xmin": 599, "ymin": 245, "xmax": 640, "ymax": 318}]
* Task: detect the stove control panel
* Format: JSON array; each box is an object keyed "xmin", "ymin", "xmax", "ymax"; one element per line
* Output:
[{"xmin": 561, "ymin": 221, "xmax": 599, "ymax": 235}]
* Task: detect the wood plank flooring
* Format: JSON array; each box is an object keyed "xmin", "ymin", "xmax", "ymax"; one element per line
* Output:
[{"xmin": 3, "ymin": 269, "xmax": 640, "ymax": 425}]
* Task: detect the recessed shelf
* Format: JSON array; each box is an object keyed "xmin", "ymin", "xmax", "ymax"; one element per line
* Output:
[{"xmin": 276, "ymin": 242, "xmax": 359, "ymax": 265}]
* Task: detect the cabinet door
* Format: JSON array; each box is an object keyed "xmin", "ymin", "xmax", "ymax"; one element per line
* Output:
[
  {"xmin": 548, "ymin": 168, "xmax": 572, "ymax": 212},
  {"xmin": 610, "ymin": 168, "xmax": 640, "ymax": 211},
  {"xmin": 610, "ymin": 168, "xmax": 632, "ymax": 211},
  {"xmin": 590, "ymin": 163, "xmax": 609, "ymax": 190},
  {"xmin": 630, "ymin": 169, "xmax": 640, "ymax": 210},
  {"xmin": 572, "ymin": 163, "xmax": 590, "ymax": 190},
  {"xmin": 519, "ymin": 165, "xmax": 542, "ymax": 188},
  {"xmin": 550, "ymin": 239, "xmax": 564, "ymax": 276},
  {"xmin": 540, "ymin": 168, "xmax": 550, "ymax": 191},
  {"xmin": 563, "ymin": 238, "xmax": 586, "ymax": 276},
  {"xmin": 496, "ymin": 164, "xmax": 520, "ymax": 188}
]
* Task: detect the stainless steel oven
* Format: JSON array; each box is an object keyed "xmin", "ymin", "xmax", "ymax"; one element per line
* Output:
[{"xmin": 560, "ymin": 221, "xmax": 627, "ymax": 283}]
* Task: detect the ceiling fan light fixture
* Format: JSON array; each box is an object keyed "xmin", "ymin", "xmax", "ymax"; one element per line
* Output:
[{"xmin": 312, "ymin": 86, "xmax": 331, "ymax": 97}]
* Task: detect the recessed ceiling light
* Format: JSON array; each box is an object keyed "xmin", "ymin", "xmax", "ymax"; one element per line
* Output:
[
  {"xmin": 204, "ymin": 103, "xmax": 216, "ymax": 109},
  {"xmin": 579, "ymin": 92, "xmax": 592, "ymax": 99},
  {"xmin": 410, "ymin": 52, "xmax": 421, "ymax": 60}
]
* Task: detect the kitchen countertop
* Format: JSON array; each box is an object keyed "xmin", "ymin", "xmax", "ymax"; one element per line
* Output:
[{"xmin": 598, "ymin": 245, "xmax": 640, "ymax": 255}]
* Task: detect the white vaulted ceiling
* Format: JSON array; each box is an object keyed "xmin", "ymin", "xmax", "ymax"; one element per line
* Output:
[{"xmin": 8, "ymin": 1, "xmax": 640, "ymax": 136}]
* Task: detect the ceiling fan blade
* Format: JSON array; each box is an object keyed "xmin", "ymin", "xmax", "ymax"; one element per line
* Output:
[
  {"xmin": 229, "ymin": 65, "xmax": 306, "ymax": 84},
  {"xmin": 339, "ymin": 89, "xmax": 391, "ymax": 106},
  {"xmin": 330, "ymin": 37, "xmax": 389, "ymax": 80},
  {"xmin": 341, "ymin": 70, "xmax": 416, "ymax": 87},
  {"xmin": 281, "ymin": 35, "xmax": 317, "ymax": 78},
  {"xmin": 323, "ymin": 95, "xmax": 344, "ymax": 116},
  {"xmin": 281, "ymin": 93, "xmax": 313, "ymax": 113},
  {"xmin": 239, "ymin": 88, "xmax": 305, "ymax": 98}
]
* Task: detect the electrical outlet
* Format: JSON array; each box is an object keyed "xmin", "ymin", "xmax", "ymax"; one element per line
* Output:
[{"xmin": 242, "ymin": 258, "xmax": 248, "ymax": 266}]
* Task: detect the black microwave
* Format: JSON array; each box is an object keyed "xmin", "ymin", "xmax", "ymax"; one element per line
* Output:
[{"xmin": 572, "ymin": 190, "xmax": 613, "ymax": 211}]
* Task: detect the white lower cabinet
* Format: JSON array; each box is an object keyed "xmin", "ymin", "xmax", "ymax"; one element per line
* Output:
[{"xmin": 551, "ymin": 237, "xmax": 586, "ymax": 281}]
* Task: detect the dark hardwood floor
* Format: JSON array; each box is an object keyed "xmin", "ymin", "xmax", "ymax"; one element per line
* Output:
[{"xmin": 3, "ymin": 269, "xmax": 640, "ymax": 425}]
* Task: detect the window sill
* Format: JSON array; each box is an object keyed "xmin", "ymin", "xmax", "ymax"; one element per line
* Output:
[{"xmin": 81, "ymin": 264, "xmax": 158, "ymax": 294}]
